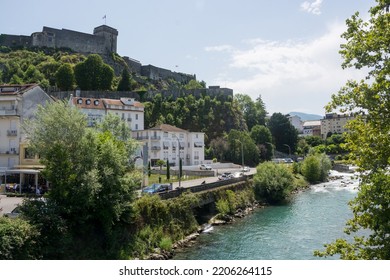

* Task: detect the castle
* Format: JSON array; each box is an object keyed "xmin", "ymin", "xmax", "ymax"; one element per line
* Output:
[
  {"xmin": 0, "ymin": 25, "xmax": 233, "ymax": 98},
  {"xmin": 0, "ymin": 25, "xmax": 117, "ymax": 56},
  {"xmin": 0, "ymin": 25, "xmax": 195, "ymax": 83}
]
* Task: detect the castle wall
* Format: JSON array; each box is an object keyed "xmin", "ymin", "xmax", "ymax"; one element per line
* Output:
[
  {"xmin": 141, "ymin": 64, "xmax": 195, "ymax": 83},
  {"xmin": 32, "ymin": 27, "xmax": 108, "ymax": 54},
  {"xmin": 123, "ymin": 56, "xmax": 142, "ymax": 74},
  {"xmin": 0, "ymin": 34, "xmax": 32, "ymax": 48}
]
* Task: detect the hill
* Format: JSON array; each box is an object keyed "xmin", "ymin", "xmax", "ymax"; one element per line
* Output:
[{"xmin": 288, "ymin": 112, "xmax": 322, "ymax": 121}]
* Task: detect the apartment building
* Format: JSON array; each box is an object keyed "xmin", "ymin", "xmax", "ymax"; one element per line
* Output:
[
  {"xmin": 320, "ymin": 113, "xmax": 355, "ymax": 139},
  {"xmin": 302, "ymin": 120, "xmax": 321, "ymax": 137},
  {"xmin": 70, "ymin": 96, "xmax": 144, "ymax": 131},
  {"xmin": 133, "ymin": 124, "xmax": 205, "ymax": 167},
  {"xmin": 0, "ymin": 84, "xmax": 51, "ymax": 170}
]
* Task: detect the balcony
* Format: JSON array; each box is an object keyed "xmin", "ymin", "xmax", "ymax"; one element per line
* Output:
[
  {"xmin": 0, "ymin": 109, "xmax": 18, "ymax": 116},
  {"xmin": 151, "ymin": 146, "xmax": 161, "ymax": 151},
  {"xmin": 127, "ymin": 117, "xmax": 132, "ymax": 122},
  {"xmin": 150, "ymin": 136, "xmax": 161, "ymax": 140},
  {"xmin": 136, "ymin": 135, "xmax": 149, "ymax": 140},
  {"xmin": 7, "ymin": 130, "xmax": 18, "ymax": 136},
  {"xmin": 0, "ymin": 149, "xmax": 19, "ymax": 155}
]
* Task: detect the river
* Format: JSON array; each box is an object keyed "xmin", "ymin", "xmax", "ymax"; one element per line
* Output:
[{"xmin": 173, "ymin": 170, "xmax": 359, "ymax": 260}]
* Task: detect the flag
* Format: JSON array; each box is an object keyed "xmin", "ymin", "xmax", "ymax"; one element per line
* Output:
[{"xmin": 102, "ymin": 15, "xmax": 106, "ymax": 19}]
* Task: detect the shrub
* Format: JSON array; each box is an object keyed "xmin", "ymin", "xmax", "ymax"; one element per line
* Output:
[
  {"xmin": 159, "ymin": 236, "xmax": 173, "ymax": 251},
  {"xmin": 216, "ymin": 198, "xmax": 230, "ymax": 215},
  {"xmin": 0, "ymin": 217, "xmax": 40, "ymax": 259},
  {"xmin": 253, "ymin": 162, "xmax": 295, "ymax": 203},
  {"xmin": 301, "ymin": 153, "xmax": 332, "ymax": 184}
]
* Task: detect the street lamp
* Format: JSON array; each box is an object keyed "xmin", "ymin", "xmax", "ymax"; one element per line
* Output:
[
  {"xmin": 235, "ymin": 139, "xmax": 244, "ymax": 168},
  {"xmin": 283, "ymin": 144, "xmax": 291, "ymax": 156}
]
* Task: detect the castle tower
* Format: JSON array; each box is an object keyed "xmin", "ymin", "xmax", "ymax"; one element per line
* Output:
[{"xmin": 93, "ymin": 25, "xmax": 118, "ymax": 54}]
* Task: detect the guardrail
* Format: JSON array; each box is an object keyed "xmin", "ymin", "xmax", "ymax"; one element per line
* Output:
[{"xmin": 158, "ymin": 174, "xmax": 253, "ymax": 200}]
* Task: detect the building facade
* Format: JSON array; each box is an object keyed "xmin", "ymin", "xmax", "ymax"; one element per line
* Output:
[
  {"xmin": 70, "ymin": 97, "xmax": 144, "ymax": 131},
  {"xmin": 133, "ymin": 124, "xmax": 205, "ymax": 167},
  {"xmin": 302, "ymin": 120, "xmax": 322, "ymax": 137},
  {"xmin": 287, "ymin": 114, "xmax": 303, "ymax": 133},
  {"xmin": 0, "ymin": 84, "xmax": 52, "ymax": 170},
  {"xmin": 320, "ymin": 113, "xmax": 355, "ymax": 139}
]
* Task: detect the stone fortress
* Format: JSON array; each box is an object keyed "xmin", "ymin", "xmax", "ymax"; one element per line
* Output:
[
  {"xmin": 0, "ymin": 24, "xmax": 233, "ymax": 97},
  {"xmin": 0, "ymin": 25, "xmax": 193, "ymax": 82}
]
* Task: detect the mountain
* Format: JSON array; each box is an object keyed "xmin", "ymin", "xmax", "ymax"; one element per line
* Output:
[{"xmin": 288, "ymin": 112, "xmax": 322, "ymax": 121}]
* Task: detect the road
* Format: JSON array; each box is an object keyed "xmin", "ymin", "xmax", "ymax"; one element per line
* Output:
[
  {"xmin": 0, "ymin": 194, "xmax": 23, "ymax": 216},
  {"xmin": 171, "ymin": 166, "xmax": 256, "ymax": 189}
]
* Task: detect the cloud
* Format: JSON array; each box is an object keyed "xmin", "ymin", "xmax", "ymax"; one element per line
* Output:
[
  {"xmin": 207, "ymin": 22, "xmax": 365, "ymax": 114},
  {"xmin": 301, "ymin": 0, "xmax": 323, "ymax": 15},
  {"xmin": 204, "ymin": 44, "xmax": 234, "ymax": 52}
]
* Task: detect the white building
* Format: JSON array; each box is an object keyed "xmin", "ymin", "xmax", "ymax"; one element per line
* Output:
[
  {"xmin": 133, "ymin": 124, "xmax": 205, "ymax": 167},
  {"xmin": 302, "ymin": 120, "xmax": 322, "ymax": 137},
  {"xmin": 320, "ymin": 113, "xmax": 355, "ymax": 139},
  {"xmin": 0, "ymin": 84, "xmax": 52, "ymax": 170},
  {"xmin": 287, "ymin": 114, "xmax": 303, "ymax": 133},
  {"xmin": 70, "ymin": 97, "xmax": 144, "ymax": 131}
]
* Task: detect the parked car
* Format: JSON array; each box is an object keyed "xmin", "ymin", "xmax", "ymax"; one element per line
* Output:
[
  {"xmin": 200, "ymin": 164, "xmax": 212, "ymax": 170},
  {"xmin": 284, "ymin": 158, "xmax": 294, "ymax": 163},
  {"xmin": 218, "ymin": 172, "xmax": 233, "ymax": 180},
  {"xmin": 241, "ymin": 166, "xmax": 250, "ymax": 172},
  {"xmin": 232, "ymin": 172, "xmax": 244, "ymax": 178},
  {"xmin": 3, "ymin": 206, "xmax": 21, "ymax": 218},
  {"xmin": 142, "ymin": 183, "xmax": 172, "ymax": 194}
]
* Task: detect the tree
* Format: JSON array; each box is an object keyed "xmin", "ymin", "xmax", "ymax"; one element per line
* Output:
[
  {"xmin": 117, "ymin": 67, "xmax": 132, "ymax": 91},
  {"xmin": 74, "ymin": 54, "xmax": 114, "ymax": 90},
  {"xmin": 250, "ymin": 125, "xmax": 273, "ymax": 161},
  {"xmin": 22, "ymin": 101, "xmax": 138, "ymax": 259},
  {"xmin": 55, "ymin": 63, "xmax": 75, "ymax": 90},
  {"xmin": 268, "ymin": 113, "xmax": 298, "ymax": 154},
  {"xmin": 227, "ymin": 129, "xmax": 260, "ymax": 166},
  {"xmin": 301, "ymin": 153, "xmax": 331, "ymax": 184},
  {"xmin": 166, "ymin": 160, "xmax": 170, "ymax": 180},
  {"xmin": 253, "ymin": 162, "xmax": 294, "ymax": 203},
  {"xmin": 315, "ymin": 1, "xmax": 390, "ymax": 259},
  {"xmin": 235, "ymin": 94, "xmax": 267, "ymax": 131}
]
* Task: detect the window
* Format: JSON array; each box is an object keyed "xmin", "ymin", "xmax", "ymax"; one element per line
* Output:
[
  {"xmin": 77, "ymin": 98, "xmax": 82, "ymax": 104},
  {"xmin": 86, "ymin": 99, "xmax": 91, "ymax": 105},
  {"xmin": 94, "ymin": 100, "xmax": 99, "ymax": 106},
  {"xmin": 136, "ymin": 114, "xmax": 138, "ymax": 120},
  {"xmin": 135, "ymin": 124, "xmax": 138, "ymax": 130},
  {"xmin": 24, "ymin": 148, "xmax": 35, "ymax": 159}
]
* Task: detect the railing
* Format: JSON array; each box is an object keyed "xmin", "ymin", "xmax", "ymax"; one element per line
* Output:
[
  {"xmin": 151, "ymin": 146, "xmax": 161, "ymax": 150},
  {"xmin": 159, "ymin": 175, "xmax": 253, "ymax": 200},
  {"xmin": 150, "ymin": 136, "xmax": 161, "ymax": 140},
  {"xmin": 136, "ymin": 136, "xmax": 149, "ymax": 140}
]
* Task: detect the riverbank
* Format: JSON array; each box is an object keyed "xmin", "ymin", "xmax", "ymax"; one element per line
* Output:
[{"xmin": 145, "ymin": 199, "xmax": 266, "ymax": 260}]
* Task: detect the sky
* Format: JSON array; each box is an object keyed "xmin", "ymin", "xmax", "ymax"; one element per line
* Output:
[{"xmin": 1, "ymin": 0, "xmax": 376, "ymax": 115}]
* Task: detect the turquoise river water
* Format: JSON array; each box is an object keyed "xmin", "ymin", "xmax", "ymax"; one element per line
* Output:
[{"xmin": 173, "ymin": 171, "xmax": 359, "ymax": 260}]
